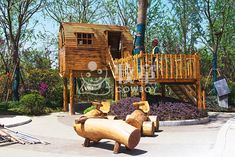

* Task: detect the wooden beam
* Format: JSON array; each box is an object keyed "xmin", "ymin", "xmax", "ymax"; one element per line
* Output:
[
  {"xmin": 115, "ymin": 81, "xmax": 120, "ymax": 101},
  {"xmin": 196, "ymin": 81, "xmax": 202, "ymax": 110},
  {"xmin": 63, "ymin": 78, "xmax": 68, "ymax": 112},
  {"xmin": 141, "ymin": 82, "xmax": 146, "ymax": 101},
  {"xmin": 202, "ymin": 89, "xmax": 206, "ymax": 109},
  {"xmin": 70, "ymin": 71, "xmax": 75, "ymax": 115}
]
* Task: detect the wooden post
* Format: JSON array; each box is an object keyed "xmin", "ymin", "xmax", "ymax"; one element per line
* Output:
[
  {"xmin": 83, "ymin": 138, "xmax": 90, "ymax": 147},
  {"xmin": 165, "ymin": 54, "xmax": 168, "ymax": 79},
  {"xmin": 196, "ymin": 56, "xmax": 202, "ymax": 110},
  {"xmin": 113, "ymin": 142, "xmax": 121, "ymax": 154},
  {"xmin": 70, "ymin": 71, "xmax": 75, "ymax": 115},
  {"xmin": 202, "ymin": 89, "xmax": 206, "ymax": 109},
  {"xmin": 170, "ymin": 54, "xmax": 174, "ymax": 79},
  {"xmin": 180, "ymin": 54, "xmax": 183, "ymax": 79},
  {"xmin": 63, "ymin": 78, "xmax": 68, "ymax": 112},
  {"xmin": 196, "ymin": 81, "xmax": 202, "ymax": 110},
  {"xmin": 115, "ymin": 81, "xmax": 120, "ymax": 101},
  {"xmin": 141, "ymin": 82, "xmax": 146, "ymax": 101},
  {"xmin": 156, "ymin": 54, "xmax": 159, "ymax": 79}
]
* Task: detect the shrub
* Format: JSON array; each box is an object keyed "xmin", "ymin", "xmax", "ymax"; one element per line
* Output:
[
  {"xmin": 23, "ymin": 69, "xmax": 63, "ymax": 108},
  {"xmin": 20, "ymin": 93, "xmax": 46, "ymax": 115},
  {"xmin": 110, "ymin": 97, "xmax": 141, "ymax": 119},
  {"xmin": 206, "ymin": 96, "xmax": 228, "ymax": 112},
  {"xmin": 7, "ymin": 101, "xmax": 21, "ymax": 109},
  {"xmin": 0, "ymin": 101, "xmax": 8, "ymax": 111},
  {"xmin": 150, "ymin": 102, "xmax": 207, "ymax": 121},
  {"xmin": 228, "ymin": 82, "xmax": 235, "ymax": 105},
  {"xmin": 110, "ymin": 96, "xmax": 207, "ymax": 121}
]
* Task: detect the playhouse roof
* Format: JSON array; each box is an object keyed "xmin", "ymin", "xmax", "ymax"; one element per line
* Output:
[{"xmin": 60, "ymin": 22, "xmax": 130, "ymax": 35}]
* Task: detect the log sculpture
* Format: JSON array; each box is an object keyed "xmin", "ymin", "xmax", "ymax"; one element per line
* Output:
[
  {"xmin": 148, "ymin": 115, "xmax": 159, "ymax": 131},
  {"xmin": 74, "ymin": 119, "xmax": 141, "ymax": 153},
  {"xmin": 142, "ymin": 121, "xmax": 155, "ymax": 136},
  {"xmin": 126, "ymin": 109, "xmax": 147, "ymax": 130},
  {"xmin": 126, "ymin": 101, "xmax": 156, "ymax": 136},
  {"xmin": 75, "ymin": 101, "xmax": 107, "ymax": 124}
]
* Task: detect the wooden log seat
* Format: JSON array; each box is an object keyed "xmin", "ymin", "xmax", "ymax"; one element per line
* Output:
[
  {"xmin": 148, "ymin": 115, "xmax": 159, "ymax": 131},
  {"xmin": 142, "ymin": 121, "xmax": 154, "ymax": 136},
  {"xmin": 126, "ymin": 109, "xmax": 147, "ymax": 130},
  {"xmin": 74, "ymin": 118, "xmax": 141, "ymax": 153}
]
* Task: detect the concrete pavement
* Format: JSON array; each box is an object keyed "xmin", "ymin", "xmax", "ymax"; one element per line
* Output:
[
  {"xmin": 0, "ymin": 115, "xmax": 32, "ymax": 127},
  {"xmin": 0, "ymin": 112, "xmax": 234, "ymax": 157}
]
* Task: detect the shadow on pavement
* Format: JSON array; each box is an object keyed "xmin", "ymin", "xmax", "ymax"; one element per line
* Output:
[{"xmin": 90, "ymin": 141, "xmax": 147, "ymax": 155}]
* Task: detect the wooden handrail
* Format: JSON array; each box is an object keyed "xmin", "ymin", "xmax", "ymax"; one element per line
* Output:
[
  {"xmin": 107, "ymin": 48, "xmax": 117, "ymax": 79},
  {"xmin": 113, "ymin": 53, "xmax": 199, "ymax": 82}
]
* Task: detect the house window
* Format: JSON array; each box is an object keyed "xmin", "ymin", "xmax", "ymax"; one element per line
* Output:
[{"xmin": 76, "ymin": 33, "xmax": 94, "ymax": 45}]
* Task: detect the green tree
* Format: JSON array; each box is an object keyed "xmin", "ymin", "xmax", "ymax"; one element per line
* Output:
[
  {"xmin": 0, "ymin": 0, "xmax": 44, "ymax": 101},
  {"xmin": 45, "ymin": 0, "xmax": 103, "ymax": 23},
  {"xmin": 170, "ymin": 0, "xmax": 202, "ymax": 53},
  {"xmin": 102, "ymin": 0, "xmax": 165, "ymax": 52},
  {"xmin": 199, "ymin": 0, "xmax": 235, "ymax": 83}
]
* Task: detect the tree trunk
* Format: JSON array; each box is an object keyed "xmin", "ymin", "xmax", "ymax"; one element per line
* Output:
[
  {"xmin": 133, "ymin": 0, "xmax": 148, "ymax": 54},
  {"xmin": 12, "ymin": 48, "xmax": 20, "ymax": 101}
]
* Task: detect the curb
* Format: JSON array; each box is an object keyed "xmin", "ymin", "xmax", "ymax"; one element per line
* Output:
[
  {"xmin": 0, "ymin": 116, "xmax": 32, "ymax": 128},
  {"xmin": 159, "ymin": 116, "xmax": 210, "ymax": 126}
]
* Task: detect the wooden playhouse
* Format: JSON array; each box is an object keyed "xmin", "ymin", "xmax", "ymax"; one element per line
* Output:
[{"xmin": 58, "ymin": 22, "xmax": 206, "ymax": 115}]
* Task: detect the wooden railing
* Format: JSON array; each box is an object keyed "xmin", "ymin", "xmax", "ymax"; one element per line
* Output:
[
  {"xmin": 107, "ymin": 48, "xmax": 117, "ymax": 79},
  {"xmin": 113, "ymin": 53, "xmax": 200, "ymax": 82}
]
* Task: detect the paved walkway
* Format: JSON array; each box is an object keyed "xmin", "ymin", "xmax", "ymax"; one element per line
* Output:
[{"xmin": 0, "ymin": 112, "xmax": 234, "ymax": 157}]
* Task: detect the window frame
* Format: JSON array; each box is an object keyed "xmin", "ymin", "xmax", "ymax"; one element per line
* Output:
[{"xmin": 75, "ymin": 32, "xmax": 94, "ymax": 46}]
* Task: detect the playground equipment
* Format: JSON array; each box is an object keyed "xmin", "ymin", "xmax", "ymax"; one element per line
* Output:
[
  {"xmin": 74, "ymin": 103, "xmax": 140, "ymax": 154},
  {"xmin": 74, "ymin": 118, "xmax": 141, "ymax": 154},
  {"xmin": 126, "ymin": 101, "xmax": 159, "ymax": 136},
  {"xmin": 58, "ymin": 23, "xmax": 206, "ymax": 115}
]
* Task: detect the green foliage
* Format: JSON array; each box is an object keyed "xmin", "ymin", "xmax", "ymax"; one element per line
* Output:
[
  {"xmin": 228, "ymin": 82, "xmax": 235, "ymax": 105},
  {"xmin": 45, "ymin": 0, "xmax": 102, "ymax": 23},
  {"xmin": 23, "ymin": 68, "xmax": 63, "ymax": 108},
  {"xmin": 21, "ymin": 49, "xmax": 52, "ymax": 69},
  {"xmin": 19, "ymin": 93, "xmax": 46, "ymax": 115},
  {"xmin": 0, "ymin": 101, "xmax": 8, "ymax": 111},
  {"xmin": 206, "ymin": 96, "xmax": 228, "ymax": 112},
  {"xmin": 83, "ymin": 106, "xmax": 95, "ymax": 114}
]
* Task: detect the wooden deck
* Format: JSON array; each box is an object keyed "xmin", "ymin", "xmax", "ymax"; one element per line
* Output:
[{"xmin": 109, "ymin": 51, "xmax": 205, "ymax": 110}]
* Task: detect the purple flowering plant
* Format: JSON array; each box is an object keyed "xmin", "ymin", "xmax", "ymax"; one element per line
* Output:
[{"xmin": 39, "ymin": 82, "xmax": 48, "ymax": 96}]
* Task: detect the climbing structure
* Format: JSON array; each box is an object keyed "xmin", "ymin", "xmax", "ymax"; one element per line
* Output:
[
  {"xmin": 58, "ymin": 22, "xmax": 206, "ymax": 115},
  {"xmin": 111, "ymin": 52, "xmax": 206, "ymax": 110}
]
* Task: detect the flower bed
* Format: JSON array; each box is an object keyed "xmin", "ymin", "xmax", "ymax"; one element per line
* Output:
[{"xmin": 110, "ymin": 96, "xmax": 207, "ymax": 121}]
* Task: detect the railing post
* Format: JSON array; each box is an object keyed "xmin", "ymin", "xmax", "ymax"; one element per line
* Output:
[
  {"xmin": 165, "ymin": 54, "xmax": 168, "ymax": 79},
  {"xmin": 156, "ymin": 54, "xmax": 159, "ymax": 79},
  {"xmin": 170, "ymin": 54, "xmax": 174, "ymax": 79},
  {"xmin": 161, "ymin": 54, "xmax": 164, "ymax": 78},
  {"xmin": 196, "ymin": 54, "xmax": 202, "ymax": 109},
  {"xmin": 180, "ymin": 54, "xmax": 183, "ymax": 79},
  {"xmin": 175, "ymin": 55, "xmax": 178, "ymax": 79}
]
